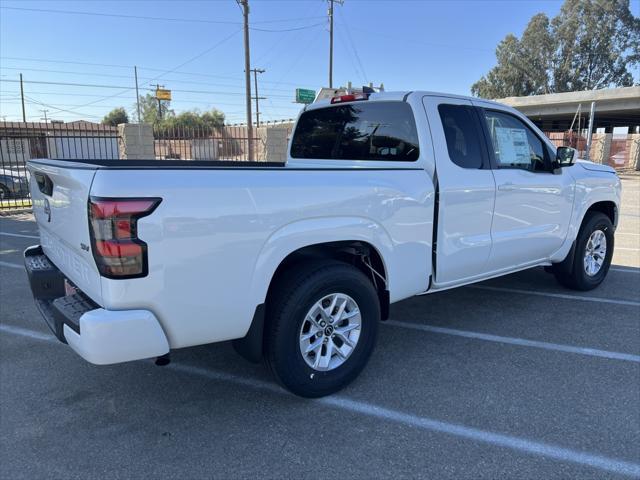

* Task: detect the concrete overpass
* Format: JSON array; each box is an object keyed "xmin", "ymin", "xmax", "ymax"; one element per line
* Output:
[{"xmin": 497, "ymin": 86, "xmax": 640, "ymax": 133}]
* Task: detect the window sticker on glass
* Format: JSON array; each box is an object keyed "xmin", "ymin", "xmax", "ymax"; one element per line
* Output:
[{"xmin": 495, "ymin": 127, "xmax": 530, "ymax": 165}]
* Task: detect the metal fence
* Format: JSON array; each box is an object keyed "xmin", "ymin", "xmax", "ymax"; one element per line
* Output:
[
  {"xmin": 0, "ymin": 121, "xmax": 275, "ymax": 210},
  {"xmin": 544, "ymin": 131, "xmax": 639, "ymax": 170},
  {"xmin": 1, "ymin": 120, "xmax": 638, "ymax": 211},
  {"xmin": 0, "ymin": 121, "xmax": 120, "ymax": 210},
  {"xmin": 153, "ymin": 125, "xmax": 262, "ymax": 161}
]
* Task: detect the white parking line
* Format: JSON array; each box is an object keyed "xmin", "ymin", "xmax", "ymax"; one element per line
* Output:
[
  {"xmin": 2, "ymin": 325, "xmax": 640, "ymax": 476},
  {"xmin": 0, "ymin": 261, "xmax": 23, "ymax": 270},
  {"xmin": 616, "ymin": 247, "xmax": 640, "ymax": 252},
  {"xmin": 172, "ymin": 363, "xmax": 640, "ymax": 478},
  {"xmin": 471, "ymin": 285, "xmax": 640, "ymax": 307},
  {"xmin": 610, "ymin": 267, "xmax": 640, "ymax": 274},
  {"xmin": 0, "ymin": 324, "xmax": 52, "ymax": 341},
  {"xmin": 0, "ymin": 232, "xmax": 39, "ymax": 239},
  {"xmin": 385, "ymin": 321, "xmax": 640, "ymax": 363}
]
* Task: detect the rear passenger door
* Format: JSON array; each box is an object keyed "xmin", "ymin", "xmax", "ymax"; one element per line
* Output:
[{"xmin": 422, "ymin": 96, "xmax": 496, "ymax": 286}]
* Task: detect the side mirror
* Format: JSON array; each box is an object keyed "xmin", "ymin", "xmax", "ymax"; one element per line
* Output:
[{"xmin": 555, "ymin": 146, "xmax": 576, "ymax": 167}]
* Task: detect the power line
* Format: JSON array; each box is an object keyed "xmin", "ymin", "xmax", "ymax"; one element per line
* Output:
[
  {"xmin": 1, "ymin": 79, "xmax": 134, "ymax": 89},
  {"xmin": 2, "ymin": 98, "xmax": 304, "ymax": 109},
  {"xmin": 252, "ymin": 1, "xmax": 319, "ymax": 69},
  {"xmin": 24, "ymin": 95, "xmax": 102, "ymax": 119},
  {"xmin": 0, "ymin": 56, "xmax": 301, "ymax": 85},
  {"xmin": 0, "ymin": 6, "xmax": 326, "ymax": 26},
  {"xmin": 0, "ymin": 66, "xmax": 136, "ymax": 80},
  {"xmin": 0, "ymin": 66, "xmax": 294, "ymax": 93},
  {"xmin": 0, "ymin": 79, "xmax": 294, "ymax": 98},
  {"xmin": 72, "ymin": 28, "xmax": 243, "ymax": 109},
  {"xmin": 251, "ymin": 22, "xmax": 325, "ymax": 32},
  {"xmin": 338, "ymin": 7, "xmax": 368, "ymax": 83},
  {"xmin": 336, "ymin": 28, "xmax": 365, "ymax": 84}
]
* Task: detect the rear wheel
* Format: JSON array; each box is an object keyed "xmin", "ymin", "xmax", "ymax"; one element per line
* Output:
[
  {"xmin": 265, "ymin": 261, "xmax": 380, "ymax": 398},
  {"xmin": 553, "ymin": 212, "xmax": 614, "ymax": 291}
]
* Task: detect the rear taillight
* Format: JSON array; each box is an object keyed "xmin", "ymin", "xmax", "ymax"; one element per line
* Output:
[{"xmin": 88, "ymin": 197, "xmax": 161, "ymax": 279}]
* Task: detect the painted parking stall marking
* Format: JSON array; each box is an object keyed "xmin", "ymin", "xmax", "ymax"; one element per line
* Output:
[
  {"xmin": 385, "ymin": 320, "xmax": 640, "ymax": 363},
  {"xmin": 1, "ymin": 324, "xmax": 639, "ymax": 478},
  {"xmin": 0, "ymin": 232, "xmax": 39, "ymax": 239},
  {"xmin": 470, "ymin": 285, "xmax": 640, "ymax": 307}
]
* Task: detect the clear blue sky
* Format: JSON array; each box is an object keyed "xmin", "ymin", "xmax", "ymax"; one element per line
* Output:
[{"xmin": 0, "ymin": 0, "xmax": 631, "ymax": 124}]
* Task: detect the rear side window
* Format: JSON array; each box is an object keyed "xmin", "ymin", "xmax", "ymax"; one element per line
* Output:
[
  {"xmin": 290, "ymin": 102, "xmax": 419, "ymax": 161},
  {"xmin": 438, "ymin": 104, "xmax": 484, "ymax": 169}
]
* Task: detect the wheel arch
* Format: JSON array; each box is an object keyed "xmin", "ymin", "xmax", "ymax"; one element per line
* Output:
[
  {"xmin": 233, "ymin": 218, "xmax": 395, "ymax": 364},
  {"xmin": 248, "ymin": 217, "xmax": 395, "ymax": 309},
  {"xmin": 552, "ymin": 199, "xmax": 618, "ymax": 274},
  {"xmin": 265, "ymin": 239, "xmax": 390, "ymax": 318},
  {"xmin": 585, "ymin": 200, "xmax": 618, "ymax": 229}
]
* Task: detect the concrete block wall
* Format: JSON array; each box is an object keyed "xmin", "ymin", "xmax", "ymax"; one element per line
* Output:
[
  {"xmin": 118, "ymin": 123, "xmax": 154, "ymax": 159},
  {"xmin": 264, "ymin": 126, "xmax": 290, "ymax": 162}
]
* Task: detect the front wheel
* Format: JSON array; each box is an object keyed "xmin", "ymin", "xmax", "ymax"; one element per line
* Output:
[
  {"xmin": 553, "ymin": 211, "xmax": 614, "ymax": 291},
  {"xmin": 265, "ymin": 261, "xmax": 380, "ymax": 398}
]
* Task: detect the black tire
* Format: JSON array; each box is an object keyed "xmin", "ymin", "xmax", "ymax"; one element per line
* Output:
[
  {"xmin": 0, "ymin": 184, "xmax": 9, "ymax": 201},
  {"xmin": 265, "ymin": 260, "xmax": 380, "ymax": 398},
  {"xmin": 553, "ymin": 211, "xmax": 614, "ymax": 291}
]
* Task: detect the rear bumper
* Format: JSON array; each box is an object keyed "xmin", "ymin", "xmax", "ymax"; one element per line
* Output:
[{"xmin": 24, "ymin": 245, "xmax": 169, "ymax": 364}]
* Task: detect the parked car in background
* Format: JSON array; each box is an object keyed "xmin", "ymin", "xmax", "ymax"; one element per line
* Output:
[
  {"xmin": 24, "ymin": 90, "xmax": 620, "ymax": 398},
  {"xmin": 0, "ymin": 168, "xmax": 30, "ymax": 200}
]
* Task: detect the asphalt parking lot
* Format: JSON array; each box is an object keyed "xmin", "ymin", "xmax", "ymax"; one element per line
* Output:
[{"xmin": 1, "ymin": 177, "xmax": 639, "ymax": 479}]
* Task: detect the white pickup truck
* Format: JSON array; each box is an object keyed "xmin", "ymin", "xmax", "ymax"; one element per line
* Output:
[{"xmin": 24, "ymin": 91, "xmax": 620, "ymax": 397}]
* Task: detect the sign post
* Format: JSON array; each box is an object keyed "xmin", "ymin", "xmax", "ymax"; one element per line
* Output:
[{"xmin": 295, "ymin": 88, "xmax": 316, "ymax": 104}]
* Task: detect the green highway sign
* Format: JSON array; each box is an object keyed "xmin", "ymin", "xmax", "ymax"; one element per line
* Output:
[{"xmin": 295, "ymin": 88, "xmax": 316, "ymax": 104}]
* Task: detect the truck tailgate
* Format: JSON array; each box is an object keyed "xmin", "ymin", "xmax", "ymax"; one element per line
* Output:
[{"xmin": 28, "ymin": 160, "xmax": 103, "ymax": 305}]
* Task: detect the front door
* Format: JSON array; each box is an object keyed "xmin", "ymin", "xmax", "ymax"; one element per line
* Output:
[{"xmin": 479, "ymin": 108, "xmax": 574, "ymax": 271}]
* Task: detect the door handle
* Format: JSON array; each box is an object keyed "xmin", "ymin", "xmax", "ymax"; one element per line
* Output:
[{"xmin": 498, "ymin": 182, "xmax": 516, "ymax": 191}]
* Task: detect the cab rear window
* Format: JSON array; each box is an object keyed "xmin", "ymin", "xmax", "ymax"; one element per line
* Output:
[{"xmin": 290, "ymin": 101, "xmax": 419, "ymax": 161}]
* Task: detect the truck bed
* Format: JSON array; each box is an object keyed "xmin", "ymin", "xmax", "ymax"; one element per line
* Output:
[{"xmin": 28, "ymin": 158, "xmax": 286, "ymax": 170}]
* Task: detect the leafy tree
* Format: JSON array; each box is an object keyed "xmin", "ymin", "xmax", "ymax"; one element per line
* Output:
[
  {"xmin": 102, "ymin": 107, "xmax": 129, "ymax": 126},
  {"xmin": 136, "ymin": 93, "xmax": 174, "ymax": 124},
  {"xmin": 161, "ymin": 109, "xmax": 225, "ymax": 131},
  {"xmin": 472, "ymin": 0, "xmax": 639, "ymax": 98},
  {"xmin": 134, "ymin": 94, "xmax": 225, "ymax": 131},
  {"xmin": 552, "ymin": 0, "xmax": 639, "ymax": 91}
]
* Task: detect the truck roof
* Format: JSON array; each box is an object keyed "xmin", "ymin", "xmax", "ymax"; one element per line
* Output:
[{"xmin": 306, "ymin": 90, "xmax": 505, "ymax": 111}]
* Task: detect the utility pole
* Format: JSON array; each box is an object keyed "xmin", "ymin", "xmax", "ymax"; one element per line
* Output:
[
  {"xmin": 40, "ymin": 109, "xmax": 49, "ymax": 123},
  {"xmin": 151, "ymin": 84, "xmax": 164, "ymax": 120},
  {"xmin": 327, "ymin": 0, "xmax": 343, "ymax": 89},
  {"xmin": 238, "ymin": 0, "xmax": 254, "ymax": 161},
  {"xmin": 250, "ymin": 68, "xmax": 266, "ymax": 127},
  {"xmin": 585, "ymin": 101, "xmax": 596, "ymax": 161},
  {"xmin": 19, "ymin": 73, "xmax": 26, "ymax": 122},
  {"xmin": 134, "ymin": 66, "xmax": 141, "ymax": 123}
]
